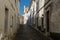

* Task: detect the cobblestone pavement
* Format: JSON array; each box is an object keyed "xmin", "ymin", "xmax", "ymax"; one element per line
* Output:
[{"xmin": 14, "ymin": 24, "xmax": 52, "ymax": 40}]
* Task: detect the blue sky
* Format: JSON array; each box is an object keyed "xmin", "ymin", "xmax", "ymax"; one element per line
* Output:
[{"xmin": 19, "ymin": 0, "xmax": 31, "ymax": 16}]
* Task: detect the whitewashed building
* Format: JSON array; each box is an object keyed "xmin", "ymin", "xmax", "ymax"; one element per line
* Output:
[{"xmin": 23, "ymin": 6, "xmax": 29, "ymax": 24}]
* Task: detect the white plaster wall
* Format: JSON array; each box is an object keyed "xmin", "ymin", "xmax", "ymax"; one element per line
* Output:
[
  {"xmin": 23, "ymin": 13, "xmax": 28, "ymax": 24},
  {"xmin": 39, "ymin": 0, "xmax": 45, "ymax": 9},
  {"xmin": 38, "ymin": 8, "xmax": 44, "ymax": 27}
]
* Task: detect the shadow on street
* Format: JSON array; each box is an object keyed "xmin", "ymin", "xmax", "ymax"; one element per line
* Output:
[{"xmin": 14, "ymin": 24, "xmax": 52, "ymax": 40}]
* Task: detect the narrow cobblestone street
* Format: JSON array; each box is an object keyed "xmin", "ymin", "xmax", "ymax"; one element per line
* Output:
[
  {"xmin": 14, "ymin": 24, "xmax": 52, "ymax": 40},
  {"xmin": 0, "ymin": 0, "xmax": 60, "ymax": 40}
]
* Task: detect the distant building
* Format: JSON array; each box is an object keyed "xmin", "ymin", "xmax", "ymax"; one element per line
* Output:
[
  {"xmin": 0, "ymin": 0, "xmax": 20, "ymax": 40},
  {"xmin": 20, "ymin": 16, "xmax": 24, "ymax": 24},
  {"xmin": 23, "ymin": 6, "xmax": 29, "ymax": 24}
]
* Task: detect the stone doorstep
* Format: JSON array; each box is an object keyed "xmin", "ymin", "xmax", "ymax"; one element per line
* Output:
[
  {"xmin": 2, "ymin": 33, "xmax": 16, "ymax": 40},
  {"xmin": 0, "ymin": 33, "xmax": 3, "ymax": 40},
  {"xmin": 1, "ymin": 35, "xmax": 8, "ymax": 40},
  {"xmin": 7, "ymin": 35, "xmax": 15, "ymax": 40},
  {"xmin": 10, "ymin": 33, "xmax": 17, "ymax": 40},
  {"xmin": 29, "ymin": 25, "xmax": 53, "ymax": 40}
]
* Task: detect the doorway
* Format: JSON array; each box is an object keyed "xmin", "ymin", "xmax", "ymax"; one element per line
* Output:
[
  {"xmin": 5, "ymin": 8, "xmax": 9, "ymax": 34},
  {"xmin": 46, "ymin": 10, "xmax": 50, "ymax": 32}
]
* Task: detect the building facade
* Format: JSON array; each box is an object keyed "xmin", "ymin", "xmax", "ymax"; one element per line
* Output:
[
  {"xmin": 38, "ymin": 0, "xmax": 52, "ymax": 36},
  {"xmin": 24, "ymin": 0, "xmax": 60, "ymax": 39},
  {"xmin": 28, "ymin": 0, "xmax": 52, "ymax": 36},
  {"xmin": 0, "ymin": 0, "xmax": 20, "ymax": 40}
]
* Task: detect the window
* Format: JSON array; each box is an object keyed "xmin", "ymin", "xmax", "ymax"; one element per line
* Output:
[
  {"xmin": 15, "ymin": 0, "xmax": 16, "ymax": 3},
  {"xmin": 10, "ymin": 16, "xmax": 13, "ymax": 28},
  {"xmin": 12, "ymin": 16, "xmax": 13, "ymax": 26},
  {"xmin": 33, "ymin": 8, "xmax": 34, "ymax": 15},
  {"xmin": 41, "ymin": 15, "xmax": 44, "ymax": 28}
]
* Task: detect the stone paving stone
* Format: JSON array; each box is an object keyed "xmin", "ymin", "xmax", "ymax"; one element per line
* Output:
[{"xmin": 14, "ymin": 24, "xmax": 52, "ymax": 40}]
